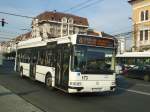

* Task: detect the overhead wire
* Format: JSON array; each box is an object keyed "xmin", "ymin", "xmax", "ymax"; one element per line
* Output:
[
  {"xmin": 0, "ymin": 35, "xmax": 16, "ymax": 38},
  {"xmin": 0, "ymin": 11, "xmax": 33, "ymax": 37},
  {"xmin": 110, "ymin": 25, "xmax": 132, "ymax": 35},
  {"xmin": 63, "ymin": 0, "xmax": 132, "ymax": 38},
  {"xmin": 0, "ymin": 11, "xmax": 33, "ymax": 19},
  {"xmin": 70, "ymin": 0, "xmax": 104, "ymax": 13},
  {"xmin": 0, "ymin": 30, "xmax": 21, "ymax": 36},
  {"xmin": 63, "ymin": 0, "xmax": 92, "ymax": 12},
  {"xmin": 0, "ymin": 36, "xmax": 14, "ymax": 40},
  {"xmin": 0, "ymin": 1, "xmax": 133, "ymax": 43},
  {"xmin": 113, "ymin": 31, "xmax": 133, "ymax": 38}
]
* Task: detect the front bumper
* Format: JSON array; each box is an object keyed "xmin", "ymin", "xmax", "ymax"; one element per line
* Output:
[{"xmin": 68, "ymin": 86, "xmax": 116, "ymax": 93}]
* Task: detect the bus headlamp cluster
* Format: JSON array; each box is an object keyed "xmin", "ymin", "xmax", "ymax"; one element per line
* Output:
[
  {"xmin": 70, "ymin": 82, "xmax": 82, "ymax": 86},
  {"xmin": 112, "ymin": 81, "xmax": 116, "ymax": 85}
]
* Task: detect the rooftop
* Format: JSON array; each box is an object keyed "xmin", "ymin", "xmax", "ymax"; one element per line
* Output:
[
  {"xmin": 128, "ymin": 0, "xmax": 143, "ymax": 4},
  {"xmin": 34, "ymin": 11, "xmax": 89, "ymax": 26},
  {"xmin": 128, "ymin": 0, "xmax": 136, "ymax": 3},
  {"xmin": 15, "ymin": 32, "xmax": 31, "ymax": 41}
]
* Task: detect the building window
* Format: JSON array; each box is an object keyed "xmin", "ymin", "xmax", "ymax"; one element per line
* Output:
[
  {"xmin": 145, "ymin": 10, "xmax": 149, "ymax": 20},
  {"xmin": 141, "ymin": 11, "xmax": 144, "ymax": 21},
  {"xmin": 62, "ymin": 17, "xmax": 67, "ymax": 23},
  {"xmin": 68, "ymin": 18, "xmax": 73, "ymax": 24},
  {"xmin": 51, "ymin": 17, "xmax": 54, "ymax": 20},
  {"xmin": 145, "ymin": 30, "xmax": 149, "ymax": 40},
  {"xmin": 140, "ymin": 30, "xmax": 143, "ymax": 41},
  {"xmin": 63, "ymin": 25, "xmax": 67, "ymax": 29}
]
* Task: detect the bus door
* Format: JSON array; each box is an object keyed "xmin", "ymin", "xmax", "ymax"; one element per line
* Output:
[
  {"xmin": 30, "ymin": 55, "xmax": 37, "ymax": 79},
  {"xmin": 55, "ymin": 44, "xmax": 70, "ymax": 89},
  {"xmin": 16, "ymin": 50, "xmax": 22, "ymax": 72},
  {"xmin": 15, "ymin": 56, "xmax": 20, "ymax": 72}
]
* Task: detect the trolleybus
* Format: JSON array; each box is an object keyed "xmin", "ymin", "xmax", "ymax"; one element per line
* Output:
[{"xmin": 15, "ymin": 34, "xmax": 116, "ymax": 93}]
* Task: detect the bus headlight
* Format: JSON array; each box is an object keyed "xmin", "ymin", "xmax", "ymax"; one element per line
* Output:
[
  {"xmin": 70, "ymin": 82, "xmax": 82, "ymax": 86},
  {"xmin": 112, "ymin": 81, "xmax": 116, "ymax": 85}
]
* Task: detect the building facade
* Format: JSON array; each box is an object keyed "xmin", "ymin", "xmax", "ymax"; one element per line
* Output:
[
  {"xmin": 0, "ymin": 11, "xmax": 116, "ymax": 55},
  {"xmin": 32, "ymin": 11, "xmax": 89, "ymax": 39},
  {"xmin": 129, "ymin": 0, "xmax": 150, "ymax": 51},
  {"xmin": 116, "ymin": 37, "xmax": 126, "ymax": 54},
  {"xmin": 0, "ymin": 40, "xmax": 16, "ymax": 54}
]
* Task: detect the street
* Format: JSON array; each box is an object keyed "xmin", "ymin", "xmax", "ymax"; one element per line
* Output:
[
  {"xmin": 0, "ymin": 60, "xmax": 149, "ymax": 112},
  {"xmin": 0, "ymin": 0, "xmax": 150, "ymax": 112}
]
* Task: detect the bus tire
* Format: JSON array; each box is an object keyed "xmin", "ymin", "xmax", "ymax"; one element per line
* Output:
[
  {"xmin": 45, "ymin": 73, "xmax": 53, "ymax": 88},
  {"xmin": 144, "ymin": 75, "xmax": 150, "ymax": 81}
]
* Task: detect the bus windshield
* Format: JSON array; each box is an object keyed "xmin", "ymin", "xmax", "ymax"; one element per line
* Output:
[{"xmin": 72, "ymin": 45, "xmax": 114, "ymax": 74}]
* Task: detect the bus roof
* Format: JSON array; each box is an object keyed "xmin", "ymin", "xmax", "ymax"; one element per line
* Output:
[
  {"xmin": 116, "ymin": 52, "xmax": 150, "ymax": 58},
  {"xmin": 17, "ymin": 34, "xmax": 115, "ymax": 49}
]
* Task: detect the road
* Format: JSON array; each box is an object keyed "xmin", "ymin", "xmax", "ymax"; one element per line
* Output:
[{"xmin": 0, "ymin": 60, "xmax": 150, "ymax": 112}]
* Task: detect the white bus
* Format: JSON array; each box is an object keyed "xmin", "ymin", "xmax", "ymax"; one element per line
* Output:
[{"xmin": 15, "ymin": 34, "xmax": 116, "ymax": 93}]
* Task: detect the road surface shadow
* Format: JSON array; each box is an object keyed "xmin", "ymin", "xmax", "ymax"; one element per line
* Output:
[
  {"xmin": 0, "ymin": 60, "xmax": 15, "ymax": 74},
  {"xmin": 17, "ymin": 89, "xmax": 41, "ymax": 96},
  {"xmin": 0, "ymin": 92, "xmax": 13, "ymax": 96}
]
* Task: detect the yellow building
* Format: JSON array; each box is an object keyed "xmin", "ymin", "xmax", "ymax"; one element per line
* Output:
[{"xmin": 129, "ymin": 0, "xmax": 150, "ymax": 51}]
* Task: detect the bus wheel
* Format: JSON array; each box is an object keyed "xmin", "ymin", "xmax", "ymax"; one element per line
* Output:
[
  {"xmin": 45, "ymin": 74, "xmax": 52, "ymax": 88},
  {"xmin": 144, "ymin": 75, "xmax": 150, "ymax": 81}
]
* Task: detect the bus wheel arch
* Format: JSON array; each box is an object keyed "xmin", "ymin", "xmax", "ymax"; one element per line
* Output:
[{"xmin": 45, "ymin": 72, "xmax": 53, "ymax": 88}]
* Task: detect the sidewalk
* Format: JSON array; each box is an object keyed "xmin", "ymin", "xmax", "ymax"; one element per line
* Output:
[{"xmin": 0, "ymin": 85, "xmax": 44, "ymax": 112}]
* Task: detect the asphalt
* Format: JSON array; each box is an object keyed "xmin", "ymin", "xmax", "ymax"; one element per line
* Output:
[
  {"xmin": 0, "ymin": 60, "xmax": 150, "ymax": 112},
  {"xmin": 0, "ymin": 85, "xmax": 44, "ymax": 112},
  {"xmin": 0, "ymin": 60, "xmax": 44, "ymax": 112}
]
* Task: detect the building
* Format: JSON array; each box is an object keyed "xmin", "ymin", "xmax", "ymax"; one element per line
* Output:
[
  {"xmin": 0, "ymin": 31, "xmax": 32, "ymax": 54},
  {"xmin": 87, "ymin": 29, "xmax": 115, "ymax": 38},
  {"xmin": 32, "ymin": 11, "xmax": 89, "ymax": 39},
  {"xmin": 129, "ymin": 0, "xmax": 150, "ymax": 51},
  {"xmin": 0, "ymin": 11, "xmax": 116, "ymax": 55},
  {"xmin": 116, "ymin": 37, "xmax": 126, "ymax": 54},
  {"xmin": 115, "ymin": 36, "xmax": 133, "ymax": 54},
  {"xmin": 15, "ymin": 32, "xmax": 32, "ymax": 41},
  {"xmin": 0, "ymin": 40, "xmax": 17, "ymax": 54}
]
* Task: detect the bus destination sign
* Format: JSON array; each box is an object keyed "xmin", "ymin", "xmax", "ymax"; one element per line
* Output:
[{"xmin": 77, "ymin": 36, "xmax": 114, "ymax": 48}]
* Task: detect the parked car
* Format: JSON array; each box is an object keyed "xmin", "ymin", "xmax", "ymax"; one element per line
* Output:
[{"xmin": 123, "ymin": 65, "xmax": 150, "ymax": 81}]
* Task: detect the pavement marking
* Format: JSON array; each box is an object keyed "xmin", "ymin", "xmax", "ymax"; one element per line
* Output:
[
  {"xmin": 118, "ymin": 87, "xmax": 150, "ymax": 96},
  {"xmin": 136, "ymin": 84, "xmax": 150, "ymax": 87}
]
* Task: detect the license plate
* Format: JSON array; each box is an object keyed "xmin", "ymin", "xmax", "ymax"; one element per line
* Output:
[{"xmin": 92, "ymin": 88, "xmax": 102, "ymax": 92}]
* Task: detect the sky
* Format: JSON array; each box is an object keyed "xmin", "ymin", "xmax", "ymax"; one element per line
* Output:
[{"xmin": 0, "ymin": 0, "xmax": 132, "ymax": 41}]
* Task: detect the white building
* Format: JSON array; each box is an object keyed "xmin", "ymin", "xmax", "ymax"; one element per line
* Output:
[
  {"xmin": 32, "ymin": 11, "xmax": 89, "ymax": 39},
  {"xmin": 116, "ymin": 36, "xmax": 133, "ymax": 54},
  {"xmin": 117, "ymin": 37, "xmax": 126, "ymax": 54}
]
